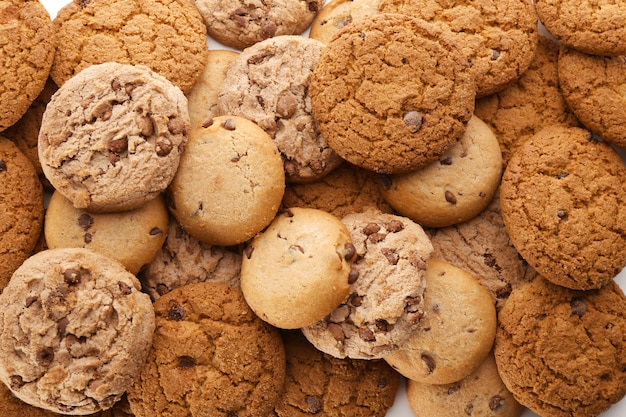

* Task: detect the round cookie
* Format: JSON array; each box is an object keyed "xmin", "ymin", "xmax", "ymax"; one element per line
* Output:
[
  {"xmin": 0, "ymin": 137, "xmax": 44, "ymax": 291},
  {"xmin": 281, "ymin": 162, "xmax": 394, "ymax": 219},
  {"xmin": 379, "ymin": 0, "xmax": 538, "ymax": 98},
  {"xmin": 0, "ymin": 0, "xmax": 55, "ymax": 132},
  {"xmin": 379, "ymin": 114, "xmax": 503, "ymax": 228},
  {"xmin": 500, "ymin": 124, "xmax": 626, "ymax": 290},
  {"xmin": 216, "ymin": 35, "xmax": 343, "ymax": 183},
  {"xmin": 273, "ymin": 330, "xmax": 400, "ymax": 417},
  {"xmin": 534, "ymin": 0, "xmax": 626, "ymax": 56},
  {"xmin": 0, "ymin": 248, "xmax": 155, "ymax": 415},
  {"xmin": 168, "ymin": 115, "xmax": 285, "ymax": 246},
  {"xmin": 51, "ymin": 0, "xmax": 208, "ymax": 94},
  {"xmin": 127, "ymin": 282, "xmax": 286, "ymax": 417},
  {"xmin": 39, "ymin": 62, "xmax": 189, "ymax": 213},
  {"xmin": 494, "ymin": 276, "xmax": 626, "ymax": 417},
  {"xmin": 241, "ymin": 207, "xmax": 356, "ymax": 329},
  {"xmin": 309, "ymin": 0, "xmax": 382, "ymax": 44},
  {"xmin": 406, "ymin": 352, "xmax": 524, "ymax": 417},
  {"xmin": 44, "ymin": 190, "xmax": 169, "ymax": 275},
  {"xmin": 310, "ymin": 13, "xmax": 475, "ymax": 174},
  {"xmin": 558, "ymin": 46, "xmax": 626, "ymax": 149},
  {"xmin": 475, "ymin": 35, "xmax": 580, "ymax": 165},
  {"xmin": 301, "ymin": 208, "xmax": 433, "ymax": 359},
  {"xmin": 139, "ymin": 217, "xmax": 242, "ymax": 301},
  {"xmin": 384, "ymin": 259, "xmax": 496, "ymax": 385},
  {"xmin": 191, "ymin": 0, "xmax": 324, "ymax": 50},
  {"xmin": 186, "ymin": 49, "xmax": 239, "ymax": 131}
]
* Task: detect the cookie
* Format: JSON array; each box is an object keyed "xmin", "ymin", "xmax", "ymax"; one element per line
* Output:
[
  {"xmin": 474, "ymin": 35, "xmax": 580, "ymax": 165},
  {"xmin": 384, "ymin": 259, "xmax": 496, "ymax": 385},
  {"xmin": 426, "ymin": 187, "xmax": 538, "ymax": 311},
  {"xmin": 0, "ymin": 248, "xmax": 155, "ymax": 415},
  {"xmin": 495, "ymin": 276, "xmax": 626, "ymax": 417},
  {"xmin": 139, "ymin": 217, "xmax": 242, "ymax": 301},
  {"xmin": 500, "ymin": 124, "xmax": 626, "ymax": 290},
  {"xmin": 281, "ymin": 162, "xmax": 394, "ymax": 219},
  {"xmin": 217, "ymin": 35, "xmax": 343, "ymax": 183},
  {"xmin": 168, "ymin": 115, "xmax": 285, "ymax": 246},
  {"xmin": 378, "ymin": 114, "xmax": 502, "ymax": 228},
  {"xmin": 0, "ymin": 137, "xmax": 44, "ymax": 291},
  {"xmin": 241, "ymin": 207, "xmax": 356, "ymax": 329},
  {"xmin": 302, "ymin": 208, "xmax": 433, "ymax": 359},
  {"xmin": 39, "ymin": 62, "xmax": 189, "ymax": 213},
  {"xmin": 308, "ymin": 0, "xmax": 381, "ymax": 44},
  {"xmin": 186, "ymin": 49, "xmax": 239, "ymax": 131},
  {"xmin": 558, "ymin": 46, "xmax": 626, "ymax": 148},
  {"xmin": 191, "ymin": 0, "xmax": 324, "ymax": 50},
  {"xmin": 379, "ymin": 0, "xmax": 538, "ymax": 98},
  {"xmin": 44, "ymin": 190, "xmax": 169, "ymax": 275},
  {"xmin": 534, "ymin": 0, "xmax": 626, "ymax": 56},
  {"xmin": 273, "ymin": 330, "xmax": 400, "ymax": 417},
  {"xmin": 0, "ymin": 0, "xmax": 55, "ymax": 132},
  {"xmin": 51, "ymin": 0, "xmax": 208, "ymax": 94},
  {"xmin": 406, "ymin": 352, "xmax": 524, "ymax": 417},
  {"xmin": 310, "ymin": 12, "xmax": 475, "ymax": 174},
  {"xmin": 127, "ymin": 282, "xmax": 286, "ymax": 417}
]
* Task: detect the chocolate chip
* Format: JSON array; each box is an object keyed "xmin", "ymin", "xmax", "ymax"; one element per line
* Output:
[
  {"xmin": 363, "ymin": 223, "xmax": 380, "ymax": 235},
  {"xmin": 557, "ymin": 209, "xmax": 568, "ymax": 220},
  {"xmin": 10, "ymin": 375, "xmax": 25, "ymax": 389},
  {"xmin": 156, "ymin": 137, "xmax": 173, "ymax": 156},
  {"xmin": 491, "ymin": 49, "xmax": 501, "ymax": 60},
  {"xmin": 63, "ymin": 269, "xmax": 82, "ymax": 285},
  {"xmin": 178, "ymin": 356, "xmax": 196, "ymax": 368},
  {"xmin": 306, "ymin": 395, "xmax": 322, "ymax": 413},
  {"xmin": 57, "ymin": 317, "xmax": 69, "ymax": 337},
  {"xmin": 386, "ymin": 220, "xmax": 404, "ymax": 232},
  {"xmin": 328, "ymin": 323, "xmax": 345, "ymax": 341},
  {"xmin": 404, "ymin": 295, "xmax": 423, "ymax": 313},
  {"xmin": 495, "ymin": 283, "xmax": 512, "ymax": 300},
  {"xmin": 409, "ymin": 252, "xmax": 427, "ymax": 269},
  {"xmin": 440, "ymin": 155, "xmax": 453, "ymax": 165},
  {"xmin": 25, "ymin": 295, "xmax": 38, "ymax": 307},
  {"xmin": 349, "ymin": 293, "xmax": 363, "ymax": 307},
  {"xmin": 149, "ymin": 227, "xmax": 163, "ymax": 236},
  {"xmin": 276, "ymin": 94, "xmax": 297, "ymax": 118},
  {"xmin": 118, "ymin": 281, "xmax": 132, "ymax": 295},
  {"xmin": 202, "ymin": 118, "xmax": 214, "ymax": 128},
  {"xmin": 447, "ymin": 382, "xmax": 461, "ymax": 394},
  {"xmin": 464, "ymin": 404, "xmax": 474, "ymax": 415},
  {"xmin": 421, "ymin": 353, "xmax": 436, "ymax": 373},
  {"xmin": 376, "ymin": 319, "xmax": 391, "ymax": 332},
  {"xmin": 344, "ymin": 242, "xmax": 357, "ymax": 261},
  {"xmin": 0, "ymin": 160, "xmax": 5, "ymax": 172},
  {"xmin": 108, "ymin": 153, "xmax": 120, "ymax": 165},
  {"xmin": 222, "ymin": 118, "xmax": 236, "ymax": 131},
  {"xmin": 403, "ymin": 111, "xmax": 423, "ymax": 133},
  {"xmin": 36, "ymin": 347, "xmax": 55, "ymax": 367},
  {"xmin": 77, "ymin": 213, "xmax": 93, "ymax": 230},
  {"xmin": 489, "ymin": 395, "xmax": 505, "ymax": 411},
  {"xmin": 125, "ymin": 83, "xmax": 136, "ymax": 96},
  {"xmin": 84, "ymin": 233, "xmax": 92, "ymax": 244},
  {"xmin": 111, "ymin": 78, "xmax": 122, "ymax": 91},
  {"xmin": 367, "ymin": 232, "xmax": 387, "ymax": 243},
  {"xmin": 571, "ymin": 299, "xmax": 586, "ymax": 317},
  {"xmin": 444, "ymin": 190, "xmax": 457, "ymax": 204},
  {"xmin": 557, "ymin": 172, "xmax": 569, "ymax": 179},
  {"xmin": 168, "ymin": 117, "xmax": 187, "ymax": 135},
  {"xmin": 329, "ymin": 304, "xmax": 350, "ymax": 323},
  {"xmin": 230, "ymin": 7, "xmax": 248, "ymax": 26},
  {"xmin": 168, "ymin": 303, "xmax": 185, "ymax": 321},
  {"xmin": 307, "ymin": 0, "xmax": 319, "ymax": 12},
  {"xmin": 358, "ymin": 327, "xmax": 376, "ymax": 342},
  {"xmin": 156, "ymin": 283, "xmax": 169, "ymax": 296},
  {"xmin": 261, "ymin": 21, "xmax": 277, "ymax": 39},
  {"xmin": 348, "ymin": 266, "xmax": 359, "ymax": 284},
  {"xmin": 108, "ymin": 137, "xmax": 128, "ymax": 154},
  {"xmin": 381, "ymin": 248, "xmax": 399, "ymax": 265},
  {"xmin": 136, "ymin": 114, "xmax": 154, "ymax": 137},
  {"xmin": 483, "ymin": 253, "xmax": 502, "ymax": 272}
]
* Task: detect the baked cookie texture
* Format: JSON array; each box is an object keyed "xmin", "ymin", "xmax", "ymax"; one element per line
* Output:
[
  {"xmin": 501, "ymin": 125, "xmax": 626, "ymax": 290},
  {"xmin": 0, "ymin": 0, "xmax": 55, "ymax": 132},
  {"xmin": 0, "ymin": 248, "xmax": 155, "ymax": 415},
  {"xmin": 495, "ymin": 276, "xmax": 626, "ymax": 417},
  {"xmin": 309, "ymin": 0, "xmax": 382, "ymax": 44},
  {"xmin": 39, "ymin": 62, "xmax": 189, "ymax": 213},
  {"xmin": 191, "ymin": 0, "xmax": 324, "ymax": 50},
  {"xmin": 127, "ymin": 282, "xmax": 286, "ymax": 417},
  {"xmin": 51, "ymin": 0, "xmax": 208, "ymax": 94},
  {"xmin": 310, "ymin": 12, "xmax": 475, "ymax": 174}
]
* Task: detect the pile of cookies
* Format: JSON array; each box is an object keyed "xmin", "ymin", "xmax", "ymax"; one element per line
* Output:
[{"xmin": 2, "ymin": 0, "xmax": 626, "ymax": 416}]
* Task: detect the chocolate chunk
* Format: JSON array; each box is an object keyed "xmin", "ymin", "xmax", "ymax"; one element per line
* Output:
[
  {"xmin": 307, "ymin": 1, "xmax": 320, "ymax": 12},
  {"xmin": 329, "ymin": 304, "xmax": 350, "ymax": 323},
  {"xmin": 25, "ymin": 295, "xmax": 38, "ymax": 307},
  {"xmin": 381, "ymin": 248, "xmax": 399, "ymax": 265},
  {"xmin": 358, "ymin": 327, "xmax": 376, "ymax": 342},
  {"xmin": 0, "ymin": 160, "xmax": 5, "ymax": 172},
  {"xmin": 491, "ymin": 49, "xmax": 500, "ymax": 60},
  {"xmin": 447, "ymin": 381, "xmax": 461, "ymax": 394},
  {"xmin": 405, "ymin": 295, "xmax": 423, "ymax": 314},
  {"xmin": 167, "ymin": 117, "xmax": 186, "ymax": 135},
  {"xmin": 178, "ymin": 356, "xmax": 196, "ymax": 369},
  {"xmin": 557, "ymin": 209, "xmax": 568, "ymax": 220},
  {"xmin": 464, "ymin": 403, "xmax": 474, "ymax": 415},
  {"xmin": 386, "ymin": 219, "xmax": 404, "ymax": 232},
  {"xmin": 276, "ymin": 94, "xmax": 297, "ymax": 118},
  {"xmin": 222, "ymin": 118, "xmax": 236, "ymax": 131},
  {"xmin": 349, "ymin": 293, "xmax": 363, "ymax": 307},
  {"xmin": 36, "ymin": 347, "xmax": 55, "ymax": 367},
  {"xmin": 168, "ymin": 303, "xmax": 185, "ymax": 321},
  {"xmin": 63, "ymin": 269, "xmax": 82, "ymax": 285},
  {"xmin": 489, "ymin": 395, "xmax": 505, "ymax": 411},
  {"xmin": 84, "ymin": 233, "xmax": 92, "ymax": 244},
  {"xmin": 136, "ymin": 114, "xmax": 154, "ymax": 137},
  {"xmin": 556, "ymin": 172, "xmax": 569, "ymax": 179},
  {"xmin": 118, "ymin": 281, "xmax": 132, "ymax": 295},
  {"xmin": 111, "ymin": 78, "xmax": 122, "ymax": 91},
  {"xmin": 10, "ymin": 375, "xmax": 25, "ymax": 389},
  {"xmin": 403, "ymin": 111, "xmax": 423, "ymax": 133},
  {"xmin": 348, "ymin": 266, "xmax": 360, "ymax": 284},
  {"xmin": 306, "ymin": 395, "xmax": 322, "ymax": 413},
  {"xmin": 421, "ymin": 353, "xmax": 436, "ymax": 373},
  {"xmin": 261, "ymin": 21, "xmax": 277, "ymax": 38},
  {"xmin": 202, "ymin": 118, "xmax": 214, "ymax": 128},
  {"xmin": 77, "ymin": 213, "xmax": 93, "ymax": 230},
  {"xmin": 156, "ymin": 136, "xmax": 173, "ymax": 156},
  {"xmin": 367, "ymin": 232, "xmax": 387, "ymax": 243},
  {"xmin": 445, "ymin": 190, "xmax": 457, "ymax": 204},
  {"xmin": 571, "ymin": 299, "xmax": 586, "ymax": 317},
  {"xmin": 108, "ymin": 137, "xmax": 128, "ymax": 154},
  {"xmin": 344, "ymin": 242, "xmax": 357, "ymax": 261},
  {"xmin": 328, "ymin": 323, "xmax": 345, "ymax": 341},
  {"xmin": 149, "ymin": 227, "xmax": 163, "ymax": 236},
  {"xmin": 363, "ymin": 223, "xmax": 381, "ymax": 235}
]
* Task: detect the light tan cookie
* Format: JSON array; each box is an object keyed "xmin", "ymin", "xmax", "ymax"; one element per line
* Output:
[
  {"xmin": 139, "ymin": 217, "xmax": 242, "ymax": 301},
  {"xmin": 0, "ymin": 248, "xmax": 155, "ymax": 415},
  {"xmin": 191, "ymin": 0, "xmax": 324, "ymax": 50},
  {"xmin": 168, "ymin": 115, "xmax": 285, "ymax": 246},
  {"xmin": 44, "ymin": 190, "xmax": 169, "ymax": 275},
  {"xmin": 406, "ymin": 352, "xmax": 524, "ymax": 417},
  {"xmin": 308, "ymin": 0, "xmax": 381, "ymax": 44},
  {"xmin": 241, "ymin": 207, "xmax": 356, "ymax": 329},
  {"xmin": 186, "ymin": 49, "xmax": 239, "ymax": 131},
  {"xmin": 216, "ymin": 35, "xmax": 343, "ymax": 183},
  {"xmin": 310, "ymin": 13, "xmax": 475, "ymax": 174},
  {"xmin": 379, "ymin": 114, "xmax": 502, "ymax": 227},
  {"xmin": 127, "ymin": 282, "xmax": 286, "ymax": 417},
  {"xmin": 302, "ymin": 208, "xmax": 433, "ymax": 359},
  {"xmin": 39, "ymin": 62, "xmax": 189, "ymax": 213},
  {"xmin": 51, "ymin": 0, "xmax": 208, "ymax": 94},
  {"xmin": 0, "ymin": 0, "xmax": 55, "ymax": 132},
  {"xmin": 384, "ymin": 259, "xmax": 496, "ymax": 385}
]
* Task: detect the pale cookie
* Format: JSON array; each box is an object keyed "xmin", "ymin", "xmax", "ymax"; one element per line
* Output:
[
  {"xmin": 217, "ymin": 35, "xmax": 342, "ymax": 183},
  {"xmin": 191, "ymin": 0, "xmax": 324, "ymax": 50},
  {"xmin": 44, "ymin": 190, "xmax": 169, "ymax": 275},
  {"xmin": 379, "ymin": 114, "xmax": 502, "ymax": 228},
  {"xmin": 0, "ymin": 0, "xmax": 55, "ymax": 132},
  {"xmin": 241, "ymin": 207, "xmax": 356, "ymax": 329},
  {"xmin": 0, "ymin": 248, "xmax": 155, "ymax": 415},
  {"xmin": 168, "ymin": 115, "xmax": 285, "ymax": 246},
  {"xmin": 302, "ymin": 208, "xmax": 433, "ymax": 359},
  {"xmin": 500, "ymin": 125, "xmax": 626, "ymax": 290},
  {"xmin": 384, "ymin": 259, "xmax": 496, "ymax": 385},
  {"xmin": 39, "ymin": 62, "xmax": 189, "ymax": 213},
  {"xmin": 310, "ymin": 13, "xmax": 475, "ymax": 174},
  {"xmin": 309, "ymin": 0, "xmax": 381, "ymax": 44},
  {"xmin": 51, "ymin": 0, "xmax": 208, "ymax": 94}
]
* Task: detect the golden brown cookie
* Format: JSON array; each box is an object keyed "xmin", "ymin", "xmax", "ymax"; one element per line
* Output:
[
  {"xmin": 51, "ymin": 0, "xmax": 208, "ymax": 94},
  {"xmin": 308, "ymin": 0, "xmax": 381, "ymax": 44},
  {"xmin": 495, "ymin": 276, "xmax": 626, "ymax": 417},
  {"xmin": 127, "ymin": 282, "xmax": 286, "ymax": 417},
  {"xmin": 310, "ymin": 13, "xmax": 475, "ymax": 174},
  {"xmin": 500, "ymin": 125, "xmax": 626, "ymax": 290}
]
